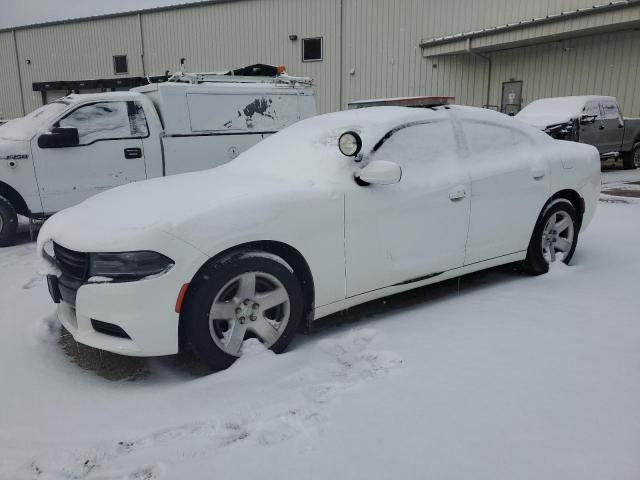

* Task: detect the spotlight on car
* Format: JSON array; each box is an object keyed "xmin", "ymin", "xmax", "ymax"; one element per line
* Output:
[{"xmin": 338, "ymin": 131, "xmax": 362, "ymax": 157}]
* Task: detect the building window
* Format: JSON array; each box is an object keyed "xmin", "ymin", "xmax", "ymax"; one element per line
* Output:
[
  {"xmin": 302, "ymin": 37, "xmax": 323, "ymax": 62},
  {"xmin": 113, "ymin": 55, "xmax": 128, "ymax": 75}
]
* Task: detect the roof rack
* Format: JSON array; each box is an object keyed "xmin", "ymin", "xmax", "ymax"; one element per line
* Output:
[
  {"xmin": 348, "ymin": 96, "xmax": 454, "ymax": 109},
  {"xmin": 168, "ymin": 63, "xmax": 313, "ymax": 86}
]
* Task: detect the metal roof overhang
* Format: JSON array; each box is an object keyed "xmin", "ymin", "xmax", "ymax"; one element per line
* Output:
[{"xmin": 420, "ymin": 0, "xmax": 640, "ymax": 57}]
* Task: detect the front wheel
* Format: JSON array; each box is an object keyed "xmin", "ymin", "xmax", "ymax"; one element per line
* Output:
[
  {"xmin": 182, "ymin": 251, "xmax": 304, "ymax": 370},
  {"xmin": 522, "ymin": 199, "xmax": 579, "ymax": 275},
  {"xmin": 622, "ymin": 143, "xmax": 640, "ymax": 170}
]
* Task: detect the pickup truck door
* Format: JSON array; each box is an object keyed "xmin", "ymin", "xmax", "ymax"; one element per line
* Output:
[
  {"xmin": 579, "ymin": 100, "xmax": 607, "ymax": 155},
  {"xmin": 599, "ymin": 100, "xmax": 625, "ymax": 154},
  {"xmin": 32, "ymin": 100, "xmax": 149, "ymax": 213}
]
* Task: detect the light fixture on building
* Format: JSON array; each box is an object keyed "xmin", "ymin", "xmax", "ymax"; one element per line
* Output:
[{"xmin": 289, "ymin": 34, "xmax": 298, "ymax": 41}]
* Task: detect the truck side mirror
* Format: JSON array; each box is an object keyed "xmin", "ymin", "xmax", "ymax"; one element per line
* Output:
[{"xmin": 38, "ymin": 127, "xmax": 80, "ymax": 148}]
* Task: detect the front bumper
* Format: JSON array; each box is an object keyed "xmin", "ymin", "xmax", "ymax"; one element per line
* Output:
[
  {"xmin": 44, "ymin": 237, "xmax": 209, "ymax": 357},
  {"xmin": 49, "ymin": 269, "xmax": 184, "ymax": 356}
]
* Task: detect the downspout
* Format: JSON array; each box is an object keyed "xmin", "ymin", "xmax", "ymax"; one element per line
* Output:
[
  {"xmin": 12, "ymin": 29, "xmax": 26, "ymax": 115},
  {"xmin": 466, "ymin": 38, "xmax": 491, "ymax": 108},
  {"xmin": 138, "ymin": 13, "xmax": 147, "ymax": 78},
  {"xmin": 338, "ymin": 0, "xmax": 344, "ymax": 111}
]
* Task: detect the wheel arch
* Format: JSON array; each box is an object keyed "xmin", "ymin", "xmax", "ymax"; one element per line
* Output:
[
  {"xmin": 178, "ymin": 240, "xmax": 316, "ymax": 351},
  {"xmin": 548, "ymin": 189, "xmax": 584, "ymax": 228},
  {"xmin": 0, "ymin": 181, "xmax": 30, "ymax": 217}
]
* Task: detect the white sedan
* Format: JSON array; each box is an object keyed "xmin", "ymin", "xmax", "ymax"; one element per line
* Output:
[{"xmin": 38, "ymin": 106, "xmax": 600, "ymax": 370}]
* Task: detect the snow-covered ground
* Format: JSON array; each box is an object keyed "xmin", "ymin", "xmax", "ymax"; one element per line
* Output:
[{"xmin": 1, "ymin": 170, "xmax": 639, "ymax": 480}]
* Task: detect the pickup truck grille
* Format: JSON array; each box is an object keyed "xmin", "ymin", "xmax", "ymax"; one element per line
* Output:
[{"xmin": 53, "ymin": 243, "xmax": 89, "ymax": 281}]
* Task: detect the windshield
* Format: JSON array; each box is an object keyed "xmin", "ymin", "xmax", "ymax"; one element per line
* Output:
[
  {"xmin": 517, "ymin": 98, "xmax": 586, "ymax": 120},
  {"xmin": 25, "ymin": 101, "xmax": 70, "ymax": 126},
  {"xmin": 0, "ymin": 100, "xmax": 70, "ymax": 141}
]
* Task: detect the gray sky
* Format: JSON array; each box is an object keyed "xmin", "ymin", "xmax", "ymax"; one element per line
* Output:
[{"xmin": 0, "ymin": 0, "xmax": 203, "ymax": 29}]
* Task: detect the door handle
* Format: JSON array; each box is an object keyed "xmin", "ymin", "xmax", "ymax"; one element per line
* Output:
[
  {"xmin": 532, "ymin": 168, "xmax": 546, "ymax": 180},
  {"xmin": 124, "ymin": 147, "xmax": 142, "ymax": 159},
  {"xmin": 449, "ymin": 186, "xmax": 466, "ymax": 201}
]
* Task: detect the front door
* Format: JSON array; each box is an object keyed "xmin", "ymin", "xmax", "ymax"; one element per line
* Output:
[
  {"xmin": 344, "ymin": 120, "xmax": 471, "ymax": 297},
  {"xmin": 599, "ymin": 100, "xmax": 625, "ymax": 153},
  {"xmin": 579, "ymin": 100, "xmax": 607, "ymax": 154},
  {"xmin": 32, "ymin": 100, "xmax": 149, "ymax": 212}
]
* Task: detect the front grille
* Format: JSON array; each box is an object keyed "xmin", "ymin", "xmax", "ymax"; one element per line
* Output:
[
  {"xmin": 53, "ymin": 242, "xmax": 89, "ymax": 281},
  {"xmin": 91, "ymin": 319, "xmax": 131, "ymax": 339}
]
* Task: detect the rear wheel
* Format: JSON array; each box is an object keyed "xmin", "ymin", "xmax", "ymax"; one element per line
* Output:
[
  {"xmin": 522, "ymin": 199, "xmax": 578, "ymax": 275},
  {"xmin": 182, "ymin": 251, "xmax": 304, "ymax": 370},
  {"xmin": 0, "ymin": 195, "xmax": 18, "ymax": 247},
  {"xmin": 622, "ymin": 143, "xmax": 640, "ymax": 170}
]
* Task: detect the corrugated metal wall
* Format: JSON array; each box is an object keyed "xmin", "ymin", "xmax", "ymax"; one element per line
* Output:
[
  {"xmin": 140, "ymin": 0, "xmax": 341, "ymax": 113},
  {"xmin": 14, "ymin": 15, "xmax": 143, "ymax": 113},
  {"xmin": 1, "ymin": 0, "xmax": 640, "ymax": 117},
  {"xmin": 0, "ymin": 32, "xmax": 23, "ymax": 119},
  {"xmin": 486, "ymin": 29, "xmax": 640, "ymax": 116}
]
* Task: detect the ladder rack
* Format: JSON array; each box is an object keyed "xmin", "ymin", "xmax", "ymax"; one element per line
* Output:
[{"xmin": 168, "ymin": 71, "xmax": 314, "ymax": 87}]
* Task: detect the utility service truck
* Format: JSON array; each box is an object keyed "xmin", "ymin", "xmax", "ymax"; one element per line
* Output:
[{"xmin": 0, "ymin": 65, "xmax": 316, "ymax": 246}]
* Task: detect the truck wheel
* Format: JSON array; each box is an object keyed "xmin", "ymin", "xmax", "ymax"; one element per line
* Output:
[
  {"xmin": 622, "ymin": 143, "xmax": 640, "ymax": 170},
  {"xmin": 0, "ymin": 195, "xmax": 18, "ymax": 247},
  {"xmin": 182, "ymin": 250, "xmax": 304, "ymax": 371}
]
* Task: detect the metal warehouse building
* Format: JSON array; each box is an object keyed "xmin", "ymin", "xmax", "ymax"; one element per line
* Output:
[{"xmin": 2, "ymin": 0, "xmax": 640, "ymax": 119}]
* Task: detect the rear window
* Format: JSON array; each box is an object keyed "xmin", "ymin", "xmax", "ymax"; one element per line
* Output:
[
  {"xmin": 462, "ymin": 121, "xmax": 532, "ymax": 153},
  {"xmin": 187, "ymin": 93, "xmax": 301, "ymax": 132}
]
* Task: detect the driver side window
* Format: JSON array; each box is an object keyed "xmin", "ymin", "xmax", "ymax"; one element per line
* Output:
[
  {"xmin": 583, "ymin": 101, "xmax": 602, "ymax": 119},
  {"xmin": 58, "ymin": 101, "xmax": 148, "ymax": 146},
  {"xmin": 374, "ymin": 121, "xmax": 458, "ymax": 169}
]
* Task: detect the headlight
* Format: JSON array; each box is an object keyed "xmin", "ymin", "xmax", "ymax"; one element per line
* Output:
[
  {"xmin": 89, "ymin": 251, "xmax": 174, "ymax": 280},
  {"xmin": 338, "ymin": 131, "xmax": 362, "ymax": 157}
]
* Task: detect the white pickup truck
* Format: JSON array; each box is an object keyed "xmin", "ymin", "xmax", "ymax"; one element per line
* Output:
[{"xmin": 0, "ymin": 67, "xmax": 316, "ymax": 246}]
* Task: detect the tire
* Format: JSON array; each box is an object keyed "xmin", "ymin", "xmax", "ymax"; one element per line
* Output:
[
  {"xmin": 182, "ymin": 250, "xmax": 304, "ymax": 371},
  {"xmin": 522, "ymin": 199, "xmax": 579, "ymax": 275},
  {"xmin": 622, "ymin": 143, "xmax": 640, "ymax": 170},
  {"xmin": 0, "ymin": 195, "xmax": 18, "ymax": 248}
]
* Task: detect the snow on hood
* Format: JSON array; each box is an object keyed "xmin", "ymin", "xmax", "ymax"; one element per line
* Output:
[
  {"xmin": 516, "ymin": 96, "xmax": 600, "ymax": 130},
  {"xmin": 37, "ymin": 165, "xmax": 289, "ymax": 254},
  {"xmin": 0, "ymin": 101, "xmax": 70, "ymax": 141}
]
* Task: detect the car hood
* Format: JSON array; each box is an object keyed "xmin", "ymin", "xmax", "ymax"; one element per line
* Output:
[
  {"xmin": 0, "ymin": 117, "xmax": 40, "ymax": 141},
  {"xmin": 37, "ymin": 163, "xmax": 301, "ymax": 254},
  {"xmin": 515, "ymin": 112, "xmax": 575, "ymax": 130}
]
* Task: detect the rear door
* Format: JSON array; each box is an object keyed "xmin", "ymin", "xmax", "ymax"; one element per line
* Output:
[
  {"xmin": 460, "ymin": 119, "xmax": 550, "ymax": 265},
  {"xmin": 32, "ymin": 101, "xmax": 149, "ymax": 212}
]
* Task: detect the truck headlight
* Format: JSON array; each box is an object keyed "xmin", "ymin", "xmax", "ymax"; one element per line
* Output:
[{"xmin": 89, "ymin": 251, "xmax": 174, "ymax": 280}]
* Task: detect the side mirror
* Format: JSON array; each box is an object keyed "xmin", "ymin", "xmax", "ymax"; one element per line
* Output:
[
  {"xmin": 357, "ymin": 160, "xmax": 402, "ymax": 186},
  {"xmin": 580, "ymin": 115, "xmax": 597, "ymax": 125},
  {"xmin": 38, "ymin": 127, "xmax": 79, "ymax": 148}
]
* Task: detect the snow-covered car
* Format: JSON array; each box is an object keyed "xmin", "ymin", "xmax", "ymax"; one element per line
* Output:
[{"xmin": 38, "ymin": 106, "xmax": 600, "ymax": 370}]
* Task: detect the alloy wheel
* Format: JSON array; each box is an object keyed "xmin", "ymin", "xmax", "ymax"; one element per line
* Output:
[
  {"xmin": 208, "ymin": 271, "xmax": 290, "ymax": 355},
  {"xmin": 541, "ymin": 211, "xmax": 575, "ymax": 263}
]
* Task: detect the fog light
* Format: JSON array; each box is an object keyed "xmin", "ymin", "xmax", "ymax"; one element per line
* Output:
[{"xmin": 338, "ymin": 131, "xmax": 362, "ymax": 157}]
